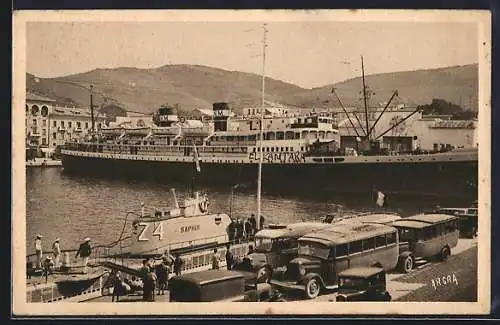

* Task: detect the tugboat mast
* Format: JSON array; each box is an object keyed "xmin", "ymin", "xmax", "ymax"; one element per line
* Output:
[{"xmin": 256, "ymin": 23, "xmax": 267, "ymax": 231}]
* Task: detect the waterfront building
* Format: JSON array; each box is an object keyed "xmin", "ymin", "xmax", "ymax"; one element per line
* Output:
[
  {"xmin": 25, "ymin": 93, "xmax": 55, "ymax": 150},
  {"xmin": 337, "ymin": 106, "xmax": 477, "ymax": 152},
  {"xmin": 26, "ymin": 92, "xmax": 108, "ymax": 154}
]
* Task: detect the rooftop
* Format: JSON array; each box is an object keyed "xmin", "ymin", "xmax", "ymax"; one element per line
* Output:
[
  {"xmin": 172, "ymin": 269, "xmax": 244, "ymax": 285},
  {"xmin": 430, "ymin": 120, "xmax": 476, "ymax": 129},
  {"xmin": 51, "ymin": 106, "xmax": 107, "ymax": 119},
  {"xmin": 254, "ymin": 222, "xmax": 329, "ymax": 239},
  {"xmin": 338, "ymin": 213, "xmax": 402, "ymax": 225},
  {"xmin": 300, "ymin": 222, "xmax": 396, "ymax": 245},
  {"xmin": 405, "ymin": 213, "xmax": 458, "ymax": 224},
  {"xmin": 392, "ymin": 213, "xmax": 457, "ymax": 229}
]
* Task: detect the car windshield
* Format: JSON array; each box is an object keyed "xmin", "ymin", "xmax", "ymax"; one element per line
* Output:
[
  {"xmin": 255, "ymin": 237, "xmax": 273, "ymax": 252},
  {"xmin": 297, "ymin": 241, "xmax": 330, "ymax": 259},
  {"xmin": 339, "ymin": 277, "xmax": 367, "ymax": 289}
]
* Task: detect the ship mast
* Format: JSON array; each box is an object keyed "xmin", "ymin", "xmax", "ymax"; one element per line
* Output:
[
  {"xmin": 90, "ymin": 84, "xmax": 95, "ymax": 133},
  {"xmin": 361, "ymin": 56, "xmax": 370, "ymax": 141},
  {"xmin": 256, "ymin": 23, "xmax": 267, "ymax": 231}
]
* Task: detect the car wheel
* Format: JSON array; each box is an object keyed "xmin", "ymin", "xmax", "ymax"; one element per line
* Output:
[
  {"xmin": 440, "ymin": 247, "xmax": 451, "ymax": 261},
  {"xmin": 305, "ymin": 277, "xmax": 321, "ymax": 299},
  {"xmin": 402, "ymin": 255, "xmax": 414, "ymax": 273}
]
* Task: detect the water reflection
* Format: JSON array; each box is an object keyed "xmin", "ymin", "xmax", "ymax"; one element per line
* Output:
[{"xmin": 25, "ymin": 168, "xmax": 464, "ymax": 254}]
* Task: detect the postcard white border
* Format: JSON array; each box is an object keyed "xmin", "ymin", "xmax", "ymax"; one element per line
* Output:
[{"xmin": 12, "ymin": 9, "xmax": 491, "ymax": 316}]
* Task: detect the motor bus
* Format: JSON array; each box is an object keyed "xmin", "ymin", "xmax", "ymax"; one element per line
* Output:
[
  {"xmin": 270, "ymin": 222, "xmax": 400, "ymax": 299},
  {"xmin": 391, "ymin": 213, "xmax": 460, "ymax": 273},
  {"xmin": 434, "ymin": 207, "xmax": 478, "ymax": 238},
  {"xmin": 233, "ymin": 222, "xmax": 331, "ymax": 282}
]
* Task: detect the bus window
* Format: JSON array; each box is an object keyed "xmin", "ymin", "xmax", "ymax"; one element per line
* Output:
[
  {"xmin": 349, "ymin": 240, "xmax": 363, "ymax": 254},
  {"xmin": 427, "ymin": 227, "xmax": 437, "ymax": 240},
  {"xmin": 436, "ymin": 224, "xmax": 443, "ymax": 236},
  {"xmin": 362, "ymin": 237, "xmax": 375, "ymax": 250},
  {"xmin": 375, "ymin": 235, "xmax": 386, "ymax": 248},
  {"xmin": 336, "ymin": 244, "xmax": 348, "ymax": 257},
  {"xmin": 444, "ymin": 220, "xmax": 458, "ymax": 233},
  {"xmin": 387, "ymin": 232, "xmax": 397, "ymax": 245}
]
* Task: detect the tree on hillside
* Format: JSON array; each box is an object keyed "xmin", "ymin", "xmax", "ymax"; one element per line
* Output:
[{"xmin": 417, "ymin": 98, "xmax": 477, "ymax": 120}]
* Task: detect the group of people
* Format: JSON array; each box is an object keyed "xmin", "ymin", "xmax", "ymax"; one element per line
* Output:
[
  {"xmin": 30, "ymin": 234, "xmax": 92, "ymax": 282},
  {"xmin": 111, "ymin": 252, "xmax": 185, "ymax": 302},
  {"xmin": 228, "ymin": 214, "xmax": 265, "ymax": 243},
  {"xmin": 212, "ymin": 243, "xmax": 254, "ymax": 271}
]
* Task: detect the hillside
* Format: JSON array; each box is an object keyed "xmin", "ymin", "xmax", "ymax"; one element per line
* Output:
[
  {"xmin": 295, "ymin": 64, "xmax": 478, "ymax": 111},
  {"xmin": 26, "ymin": 65, "xmax": 307, "ymax": 115},
  {"xmin": 26, "ymin": 63, "xmax": 478, "ymax": 114}
]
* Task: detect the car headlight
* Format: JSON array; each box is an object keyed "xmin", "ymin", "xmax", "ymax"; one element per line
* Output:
[{"xmin": 299, "ymin": 265, "xmax": 306, "ymax": 275}]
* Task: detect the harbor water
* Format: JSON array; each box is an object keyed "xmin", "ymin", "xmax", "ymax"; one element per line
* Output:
[{"xmin": 26, "ymin": 168, "xmax": 467, "ymax": 254}]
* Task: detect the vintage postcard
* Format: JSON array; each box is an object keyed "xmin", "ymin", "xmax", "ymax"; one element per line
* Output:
[{"xmin": 12, "ymin": 9, "xmax": 491, "ymax": 315}]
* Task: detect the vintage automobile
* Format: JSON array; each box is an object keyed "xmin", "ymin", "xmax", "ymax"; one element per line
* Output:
[
  {"xmin": 335, "ymin": 267, "xmax": 392, "ymax": 302},
  {"xmin": 168, "ymin": 269, "xmax": 284, "ymax": 302},
  {"xmin": 271, "ymin": 222, "xmax": 400, "ymax": 299},
  {"xmin": 392, "ymin": 213, "xmax": 460, "ymax": 273},
  {"xmin": 233, "ymin": 222, "xmax": 331, "ymax": 282}
]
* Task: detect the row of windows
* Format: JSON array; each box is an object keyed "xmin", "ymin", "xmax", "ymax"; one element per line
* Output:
[
  {"xmin": 336, "ymin": 232, "xmax": 398, "ymax": 257},
  {"xmin": 30, "ymin": 119, "xmax": 101, "ymax": 130},
  {"xmin": 418, "ymin": 220, "xmax": 459, "ymax": 241},
  {"xmin": 251, "ymin": 146, "xmax": 306, "ymax": 153},
  {"xmin": 213, "ymin": 130, "xmax": 336, "ymax": 142}
]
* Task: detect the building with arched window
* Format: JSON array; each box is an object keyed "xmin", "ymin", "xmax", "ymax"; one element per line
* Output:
[
  {"xmin": 25, "ymin": 93, "xmax": 55, "ymax": 149},
  {"xmin": 26, "ymin": 92, "xmax": 108, "ymax": 154}
]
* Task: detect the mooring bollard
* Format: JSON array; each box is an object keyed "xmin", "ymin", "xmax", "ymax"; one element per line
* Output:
[{"xmin": 60, "ymin": 252, "xmax": 70, "ymax": 271}]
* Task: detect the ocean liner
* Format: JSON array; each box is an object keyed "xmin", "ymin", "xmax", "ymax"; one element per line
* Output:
[{"xmin": 59, "ymin": 100, "xmax": 477, "ymax": 199}]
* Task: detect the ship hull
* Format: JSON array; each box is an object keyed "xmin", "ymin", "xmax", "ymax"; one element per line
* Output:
[{"xmin": 60, "ymin": 153, "xmax": 478, "ymax": 199}]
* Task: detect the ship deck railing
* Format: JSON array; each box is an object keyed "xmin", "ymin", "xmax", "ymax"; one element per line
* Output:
[{"xmin": 62, "ymin": 143, "xmax": 252, "ymax": 155}]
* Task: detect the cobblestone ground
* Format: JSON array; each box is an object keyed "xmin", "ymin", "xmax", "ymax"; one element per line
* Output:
[{"xmin": 394, "ymin": 245, "xmax": 477, "ymax": 302}]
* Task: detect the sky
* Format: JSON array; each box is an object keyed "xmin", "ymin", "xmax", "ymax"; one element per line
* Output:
[{"xmin": 26, "ymin": 21, "xmax": 478, "ymax": 89}]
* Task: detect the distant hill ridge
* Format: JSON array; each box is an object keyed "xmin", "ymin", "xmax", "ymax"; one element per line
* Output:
[{"xmin": 26, "ymin": 63, "xmax": 478, "ymax": 115}]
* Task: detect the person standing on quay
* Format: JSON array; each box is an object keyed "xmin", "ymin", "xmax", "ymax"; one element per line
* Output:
[
  {"xmin": 34, "ymin": 234, "xmax": 43, "ymax": 269},
  {"xmin": 140, "ymin": 259, "xmax": 151, "ymax": 301},
  {"xmin": 225, "ymin": 244, "xmax": 234, "ymax": 270},
  {"xmin": 52, "ymin": 238, "xmax": 61, "ymax": 269},
  {"xmin": 75, "ymin": 238, "xmax": 92, "ymax": 274},
  {"xmin": 112, "ymin": 271, "xmax": 123, "ymax": 302},
  {"xmin": 249, "ymin": 214, "xmax": 257, "ymax": 235},
  {"xmin": 212, "ymin": 248, "xmax": 220, "ymax": 270},
  {"xmin": 173, "ymin": 254, "xmax": 183, "ymax": 276}
]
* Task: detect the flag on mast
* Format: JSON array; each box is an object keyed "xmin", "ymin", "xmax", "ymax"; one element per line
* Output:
[{"xmin": 193, "ymin": 144, "xmax": 201, "ymax": 173}]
